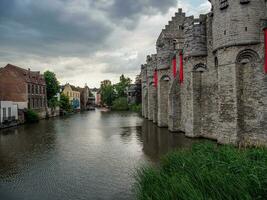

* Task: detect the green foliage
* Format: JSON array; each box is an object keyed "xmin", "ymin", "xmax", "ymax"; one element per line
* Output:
[
  {"xmin": 44, "ymin": 71, "xmax": 60, "ymax": 102},
  {"xmin": 100, "ymin": 80, "xmax": 116, "ymax": 107},
  {"xmin": 60, "ymin": 94, "xmax": 72, "ymax": 112},
  {"xmin": 48, "ymin": 97, "xmax": 59, "ymax": 109},
  {"xmin": 25, "ymin": 110, "xmax": 39, "ymax": 123},
  {"xmin": 114, "ymin": 74, "xmax": 132, "ymax": 98},
  {"xmin": 111, "ymin": 97, "xmax": 129, "ymax": 111},
  {"xmin": 135, "ymin": 142, "xmax": 267, "ymax": 200},
  {"xmin": 129, "ymin": 103, "xmax": 142, "ymax": 113},
  {"xmin": 100, "ymin": 75, "xmax": 132, "ymax": 107}
]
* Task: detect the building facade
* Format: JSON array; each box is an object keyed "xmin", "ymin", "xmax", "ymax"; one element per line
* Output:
[
  {"xmin": 0, "ymin": 64, "xmax": 47, "ymax": 111},
  {"xmin": 62, "ymin": 84, "xmax": 81, "ymax": 110},
  {"xmin": 141, "ymin": 1, "xmax": 267, "ymax": 146},
  {"xmin": 0, "ymin": 101, "xmax": 18, "ymax": 126},
  {"xmin": 78, "ymin": 85, "xmax": 91, "ymax": 110}
]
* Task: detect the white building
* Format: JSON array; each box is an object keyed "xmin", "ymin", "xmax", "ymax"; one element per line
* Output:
[{"xmin": 0, "ymin": 101, "xmax": 18, "ymax": 124}]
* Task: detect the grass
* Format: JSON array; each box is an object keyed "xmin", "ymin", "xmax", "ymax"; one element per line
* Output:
[
  {"xmin": 129, "ymin": 103, "xmax": 142, "ymax": 113},
  {"xmin": 134, "ymin": 142, "xmax": 267, "ymax": 200}
]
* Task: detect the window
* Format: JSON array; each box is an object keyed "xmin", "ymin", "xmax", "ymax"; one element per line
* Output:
[
  {"xmin": 3, "ymin": 108, "xmax": 6, "ymax": 120},
  {"xmin": 28, "ymin": 98, "xmax": 31, "ymax": 109},
  {"xmin": 28, "ymin": 84, "xmax": 31, "ymax": 93},
  {"xmin": 240, "ymin": 0, "xmax": 249, "ymax": 4},
  {"xmin": 36, "ymin": 85, "xmax": 38, "ymax": 94},
  {"xmin": 32, "ymin": 84, "xmax": 34, "ymax": 94},
  {"xmin": 8, "ymin": 107, "xmax": 11, "ymax": 118},
  {"xmin": 219, "ymin": 0, "xmax": 229, "ymax": 10}
]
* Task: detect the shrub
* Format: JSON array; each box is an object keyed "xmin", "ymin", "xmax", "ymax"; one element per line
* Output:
[
  {"xmin": 129, "ymin": 103, "xmax": 142, "ymax": 113},
  {"xmin": 135, "ymin": 142, "xmax": 267, "ymax": 200},
  {"xmin": 111, "ymin": 97, "xmax": 129, "ymax": 111},
  {"xmin": 25, "ymin": 110, "xmax": 39, "ymax": 123}
]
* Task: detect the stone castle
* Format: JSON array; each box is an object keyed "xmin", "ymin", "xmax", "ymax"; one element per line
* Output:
[{"xmin": 141, "ymin": 0, "xmax": 267, "ymax": 145}]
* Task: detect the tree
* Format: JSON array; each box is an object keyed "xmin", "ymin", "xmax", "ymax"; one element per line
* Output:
[
  {"xmin": 60, "ymin": 94, "xmax": 72, "ymax": 112},
  {"xmin": 44, "ymin": 71, "xmax": 60, "ymax": 102},
  {"xmin": 100, "ymin": 80, "xmax": 115, "ymax": 107},
  {"xmin": 114, "ymin": 74, "xmax": 132, "ymax": 98}
]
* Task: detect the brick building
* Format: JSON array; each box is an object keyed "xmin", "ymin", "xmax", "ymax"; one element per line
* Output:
[{"xmin": 0, "ymin": 64, "xmax": 47, "ymax": 110}]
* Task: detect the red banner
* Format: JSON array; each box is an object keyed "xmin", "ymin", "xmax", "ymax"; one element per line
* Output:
[
  {"xmin": 179, "ymin": 52, "xmax": 184, "ymax": 84},
  {"xmin": 264, "ymin": 28, "xmax": 267, "ymax": 74},
  {"xmin": 154, "ymin": 70, "xmax": 158, "ymax": 88},
  {"xmin": 172, "ymin": 57, "xmax": 177, "ymax": 78}
]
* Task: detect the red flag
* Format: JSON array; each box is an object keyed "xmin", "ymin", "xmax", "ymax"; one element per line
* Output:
[
  {"xmin": 154, "ymin": 70, "xmax": 158, "ymax": 88},
  {"xmin": 172, "ymin": 57, "xmax": 177, "ymax": 78},
  {"xmin": 179, "ymin": 52, "xmax": 184, "ymax": 84},
  {"xmin": 264, "ymin": 28, "xmax": 267, "ymax": 74}
]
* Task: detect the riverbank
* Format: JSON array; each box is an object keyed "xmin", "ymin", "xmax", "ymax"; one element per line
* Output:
[{"xmin": 135, "ymin": 142, "xmax": 267, "ymax": 200}]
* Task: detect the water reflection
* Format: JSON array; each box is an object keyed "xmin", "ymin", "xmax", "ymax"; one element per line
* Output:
[
  {"xmin": 0, "ymin": 120, "xmax": 56, "ymax": 180},
  {"xmin": 141, "ymin": 120, "xmax": 199, "ymax": 162},
  {"xmin": 0, "ymin": 111, "xmax": 201, "ymax": 200}
]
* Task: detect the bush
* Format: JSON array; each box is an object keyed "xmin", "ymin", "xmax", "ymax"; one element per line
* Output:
[
  {"xmin": 25, "ymin": 110, "xmax": 39, "ymax": 123},
  {"xmin": 111, "ymin": 97, "xmax": 129, "ymax": 111},
  {"xmin": 129, "ymin": 103, "xmax": 142, "ymax": 113},
  {"xmin": 135, "ymin": 142, "xmax": 267, "ymax": 200}
]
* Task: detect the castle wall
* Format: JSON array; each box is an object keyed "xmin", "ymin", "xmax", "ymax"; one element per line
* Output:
[
  {"xmin": 141, "ymin": 1, "xmax": 267, "ymax": 146},
  {"xmin": 147, "ymin": 55, "xmax": 157, "ymax": 121},
  {"xmin": 210, "ymin": 0, "xmax": 266, "ymax": 51}
]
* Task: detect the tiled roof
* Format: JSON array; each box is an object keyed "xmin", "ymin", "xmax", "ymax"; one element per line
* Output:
[{"xmin": 4, "ymin": 64, "xmax": 46, "ymax": 85}]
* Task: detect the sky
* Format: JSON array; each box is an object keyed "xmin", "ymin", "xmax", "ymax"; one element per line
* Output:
[{"xmin": 0, "ymin": 0, "xmax": 211, "ymax": 88}]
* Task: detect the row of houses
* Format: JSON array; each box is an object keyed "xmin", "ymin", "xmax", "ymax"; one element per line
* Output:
[{"xmin": 0, "ymin": 64, "xmax": 99, "ymax": 128}]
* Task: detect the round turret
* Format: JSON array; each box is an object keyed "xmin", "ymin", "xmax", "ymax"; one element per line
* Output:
[{"xmin": 210, "ymin": 0, "xmax": 266, "ymax": 51}]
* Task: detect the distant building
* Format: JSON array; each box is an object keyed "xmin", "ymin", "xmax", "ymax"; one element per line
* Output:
[
  {"xmin": 62, "ymin": 84, "xmax": 81, "ymax": 110},
  {"xmin": 77, "ymin": 85, "xmax": 91, "ymax": 111},
  {"xmin": 0, "ymin": 64, "xmax": 47, "ymax": 110},
  {"xmin": 96, "ymin": 91, "xmax": 101, "ymax": 106},
  {"xmin": 91, "ymin": 88, "xmax": 99, "ymax": 105},
  {"xmin": 127, "ymin": 75, "xmax": 141, "ymax": 105},
  {"xmin": 0, "ymin": 101, "xmax": 18, "ymax": 127}
]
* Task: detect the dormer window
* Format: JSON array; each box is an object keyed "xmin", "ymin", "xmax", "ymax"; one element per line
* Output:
[
  {"xmin": 219, "ymin": 0, "xmax": 229, "ymax": 10},
  {"xmin": 240, "ymin": 0, "xmax": 250, "ymax": 4}
]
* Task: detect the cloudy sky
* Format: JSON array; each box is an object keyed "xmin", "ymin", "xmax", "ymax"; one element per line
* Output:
[{"xmin": 0, "ymin": 0, "xmax": 210, "ymax": 88}]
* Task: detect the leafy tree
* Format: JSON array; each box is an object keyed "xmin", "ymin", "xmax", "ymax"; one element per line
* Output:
[
  {"xmin": 100, "ymin": 80, "xmax": 115, "ymax": 107},
  {"xmin": 114, "ymin": 74, "xmax": 132, "ymax": 98},
  {"xmin": 44, "ymin": 71, "xmax": 60, "ymax": 102},
  {"xmin": 60, "ymin": 94, "xmax": 72, "ymax": 112}
]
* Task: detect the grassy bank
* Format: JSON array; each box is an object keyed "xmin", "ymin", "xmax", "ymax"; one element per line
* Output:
[{"xmin": 135, "ymin": 142, "xmax": 267, "ymax": 200}]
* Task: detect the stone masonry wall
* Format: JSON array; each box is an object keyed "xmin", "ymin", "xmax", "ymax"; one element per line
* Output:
[{"xmin": 141, "ymin": 1, "xmax": 267, "ymax": 146}]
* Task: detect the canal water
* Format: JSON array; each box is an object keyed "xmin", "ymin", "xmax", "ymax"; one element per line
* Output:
[{"xmin": 0, "ymin": 110, "xmax": 198, "ymax": 200}]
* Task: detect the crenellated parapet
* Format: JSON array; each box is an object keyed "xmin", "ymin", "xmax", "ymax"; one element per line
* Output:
[
  {"xmin": 183, "ymin": 14, "xmax": 207, "ymax": 58},
  {"xmin": 156, "ymin": 9, "xmax": 186, "ymax": 70}
]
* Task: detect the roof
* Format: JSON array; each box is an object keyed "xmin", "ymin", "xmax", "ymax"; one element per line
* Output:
[{"xmin": 2, "ymin": 64, "xmax": 46, "ymax": 85}]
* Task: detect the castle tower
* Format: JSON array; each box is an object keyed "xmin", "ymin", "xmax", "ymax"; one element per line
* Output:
[
  {"xmin": 156, "ymin": 8, "xmax": 186, "ymax": 127},
  {"xmin": 141, "ymin": 64, "xmax": 148, "ymax": 118},
  {"xmin": 179, "ymin": 14, "xmax": 209, "ymax": 137},
  {"xmin": 210, "ymin": 0, "xmax": 267, "ymax": 145},
  {"xmin": 146, "ymin": 55, "xmax": 158, "ymax": 122}
]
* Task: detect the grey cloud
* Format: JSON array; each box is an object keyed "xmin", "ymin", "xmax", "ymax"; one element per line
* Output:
[
  {"xmin": 0, "ymin": 0, "xmax": 112, "ymax": 57},
  {"xmin": 96, "ymin": 0, "xmax": 177, "ymax": 29}
]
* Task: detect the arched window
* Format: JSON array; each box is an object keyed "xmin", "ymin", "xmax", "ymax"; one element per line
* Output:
[
  {"xmin": 219, "ymin": 0, "xmax": 229, "ymax": 10},
  {"xmin": 160, "ymin": 75, "xmax": 171, "ymax": 81},
  {"xmin": 236, "ymin": 49, "xmax": 259, "ymax": 65},
  {"xmin": 193, "ymin": 63, "xmax": 207, "ymax": 72}
]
